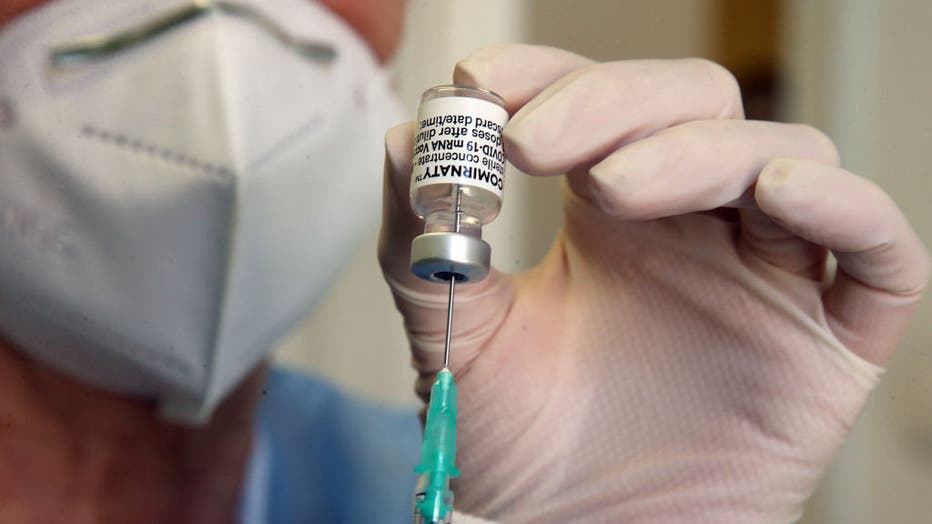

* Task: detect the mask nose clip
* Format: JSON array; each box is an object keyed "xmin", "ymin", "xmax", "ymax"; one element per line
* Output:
[{"xmin": 48, "ymin": 1, "xmax": 337, "ymax": 68}]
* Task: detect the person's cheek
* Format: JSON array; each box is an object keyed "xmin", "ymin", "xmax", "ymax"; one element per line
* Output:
[{"xmin": 319, "ymin": 0, "xmax": 407, "ymax": 63}]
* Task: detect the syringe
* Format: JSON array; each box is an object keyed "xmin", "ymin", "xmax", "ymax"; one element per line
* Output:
[
  {"xmin": 408, "ymin": 85, "xmax": 508, "ymax": 523},
  {"xmin": 412, "ymin": 367, "xmax": 459, "ymax": 524},
  {"xmin": 413, "ymin": 191, "xmax": 462, "ymax": 524}
]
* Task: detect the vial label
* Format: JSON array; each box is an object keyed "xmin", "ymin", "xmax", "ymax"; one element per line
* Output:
[{"xmin": 412, "ymin": 96, "xmax": 509, "ymax": 198}]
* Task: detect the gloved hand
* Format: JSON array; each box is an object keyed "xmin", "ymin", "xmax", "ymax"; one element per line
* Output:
[{"xmin": 379, "ymin": 44, "xmax": 930, "ymax": 523}]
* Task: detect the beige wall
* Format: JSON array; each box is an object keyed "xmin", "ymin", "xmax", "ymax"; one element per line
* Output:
[
  {"xmin": 527, "ymin": 0, "xmax": 713, "ymax": 60},
  {"xmin": 787, "ymin": 1, "xmax": 932, "ymax": 522}
]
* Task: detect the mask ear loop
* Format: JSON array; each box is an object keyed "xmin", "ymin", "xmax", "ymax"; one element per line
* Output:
[{"xmin": 48, "ymin": 0, "xmax": 337, "ymax": 67}]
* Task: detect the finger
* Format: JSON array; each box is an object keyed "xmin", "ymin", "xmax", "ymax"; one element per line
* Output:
[
  {"xmin": 588, "ymin": 120, "xmax": 840, "ymax": 220},
  {"xmin": 495, "ymin": 58, "xmax": 744, "ymax": 177},
  {"xmin": 738, "ymin": 208, "xmax": 829, "ymax": 280},
  {"xmin": 378, "ymin": 122, "xmax": 426, "ymax": 290},
  {"xmin": 453, "ymin": 43, "xmax": 594, "ymax": 114},
  {"xmin": 586, "ymin": 119, "xmax": 841, "ymax": 276},
  {"xmin": 378, "ymin": 123, "xmax": 515, "ymax": 383},
  {"xmin": 755, "ymin": 159, "xmax": 931, "ymax": 364}
]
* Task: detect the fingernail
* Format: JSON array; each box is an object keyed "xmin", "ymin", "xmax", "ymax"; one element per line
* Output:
[
  {"xmin": 453, "ymin": 56, "xmax": 488, "ymax": 88},
  {"xmin": 589, "ymin": 163, "xmax": 628, "ymax": 215},
  {"xmin": 502, "ymin": 109, "xmax": 536, "ymax": 147},
  {"xmin": 502, "ymin": 115, "xmax": 561, "ymax": 176},
  {"xmin": 505, "ymin": 98, "xmax": 564, "ymax": 150},
  {"xmin": 501, "ymin": 104, "xmax": 571, "ymax": 176},
  {"xmin": 758, "ymin": 159, "xmax": 796, "ymax": 188}
]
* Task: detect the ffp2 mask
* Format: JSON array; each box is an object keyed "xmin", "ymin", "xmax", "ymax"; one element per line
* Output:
[{"xmin": 0, "ymin": 0, "xmax": 403, "ymax": 423}]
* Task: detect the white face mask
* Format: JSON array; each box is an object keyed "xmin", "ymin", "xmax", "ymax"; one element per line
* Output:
[{"xmin": 0, "ymin": 0, "xmax": 403, "ymax": 423}]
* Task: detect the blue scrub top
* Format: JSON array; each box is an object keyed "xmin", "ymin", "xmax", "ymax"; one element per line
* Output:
[{"xmin": 239, "ymin": 366, "xmax": 422, "ymax": 523}]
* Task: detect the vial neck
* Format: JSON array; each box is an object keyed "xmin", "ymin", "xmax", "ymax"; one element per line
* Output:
[{"xmin": 424, "ymin": 211, "xmax": 482, "ymax": 239}]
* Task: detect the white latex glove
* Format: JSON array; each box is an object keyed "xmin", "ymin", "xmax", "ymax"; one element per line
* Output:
[{"xmin": 379, "ymin": 45, "xmax": 930, "ymax": 523}]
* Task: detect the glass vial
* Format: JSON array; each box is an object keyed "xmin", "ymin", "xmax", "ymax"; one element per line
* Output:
[{"xmin": 409, "ymin": 85, "xmax": 509, "ymax": 283}]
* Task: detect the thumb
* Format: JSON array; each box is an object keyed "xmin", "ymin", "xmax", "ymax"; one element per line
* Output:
[{"xmin": 378, "ymin": 123, "xmax": 514, "ymax": 399}]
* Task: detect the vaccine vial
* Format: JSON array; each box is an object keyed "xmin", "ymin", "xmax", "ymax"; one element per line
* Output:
[{"xmin": 409, "ymin": 85, "xmax": 509, "ymax": 283}]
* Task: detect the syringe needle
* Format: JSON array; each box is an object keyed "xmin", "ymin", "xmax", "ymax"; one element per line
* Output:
[
  {"xmin": 442, "ymin": 276, "xmax": 456, "ymax": 369},
  {"xmin": 442, "ymin": 186, "xmax": 463, "ymax": 370}
]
